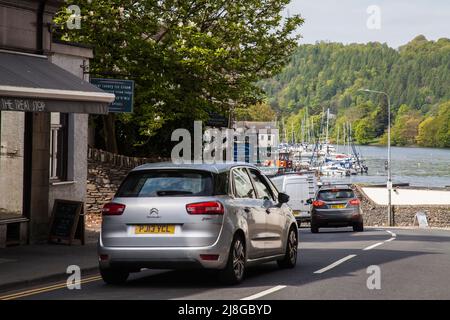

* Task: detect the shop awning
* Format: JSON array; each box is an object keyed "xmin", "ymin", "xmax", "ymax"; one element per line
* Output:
[{"xmin": 0, "ymin": 51, "xmax": 115, "ymax": 114}]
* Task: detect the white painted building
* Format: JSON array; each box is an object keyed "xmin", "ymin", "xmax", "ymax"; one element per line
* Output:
[{"xmin": 232, "ymin": 121, "xmax": 278, "ymax": 147}]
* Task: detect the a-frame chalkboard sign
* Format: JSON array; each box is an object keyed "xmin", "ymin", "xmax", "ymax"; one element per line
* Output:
[{"xmin": 48, "ymin": 199, "xmax": 85, "ymax": 245}]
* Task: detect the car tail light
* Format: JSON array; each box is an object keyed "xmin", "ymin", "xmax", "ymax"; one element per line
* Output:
[
  {"xmin": 186, "ymin": 201, "xmax": 224, "ymax": 215},
  {"xmin": 348, "ymin": 199, "xmax": 360, "ymax": 206},
  {"xmin": 200, "ymin": 254, "xmax": 220, "ymax": 261},
  {"xmin": 102, "ymin": 202, "xmax": 126, "ymax": 216},
  {"xmin": 312, "ymin": 200, "xmax": 326, "ymax": 207}
]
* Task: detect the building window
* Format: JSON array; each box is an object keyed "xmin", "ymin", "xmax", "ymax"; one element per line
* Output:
[
  {"xmin": 50, "ymin": 113, "xmax": 68, "ymax": 181},
  {"xmin": 268, "ymin": 134, "xmax": 272, "ymax": 141}
]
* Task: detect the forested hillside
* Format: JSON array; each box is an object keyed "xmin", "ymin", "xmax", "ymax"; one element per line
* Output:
[{"xmin": 260, "ymin": 35, "xmax": 450, "ymax": 147}]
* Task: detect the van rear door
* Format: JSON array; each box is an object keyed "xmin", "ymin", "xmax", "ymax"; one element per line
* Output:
[{"xmin": 285, "ymin": 175, "xmax": 316, "ymax": 219}]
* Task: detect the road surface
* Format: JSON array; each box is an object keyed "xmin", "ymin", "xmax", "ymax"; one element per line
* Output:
[{"xmin": 2, "ymin": 227, "xmax": 450, "ymax": 300}]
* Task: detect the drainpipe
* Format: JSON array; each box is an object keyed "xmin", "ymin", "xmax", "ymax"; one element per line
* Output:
[{"xmin": 36, "ymin": 0, "xmax": 47, "ymax": 54}]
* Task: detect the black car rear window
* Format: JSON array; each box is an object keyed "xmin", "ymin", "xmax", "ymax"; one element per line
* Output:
[
  {"xmin": 318, "ymin": 189, "xmax": 355, "ymax": 201},
  {"xmin": 116, "ymin": 170, "xmax": 213, "ymax": 197}
]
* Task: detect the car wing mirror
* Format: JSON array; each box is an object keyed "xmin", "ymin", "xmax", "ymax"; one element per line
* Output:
[{"xmin": 278, "ymin": 192, "xmax": 290, "ymax": 204}]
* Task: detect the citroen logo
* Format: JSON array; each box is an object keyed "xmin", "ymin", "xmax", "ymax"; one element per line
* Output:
[{"xmin": 147, "ymin": 208, "xmax": 160, "ymax": 218}]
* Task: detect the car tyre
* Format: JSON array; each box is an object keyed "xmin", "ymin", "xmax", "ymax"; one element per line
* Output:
[
  {"xmin": 277, "ymin": 226, "xmax": 298, "ymax": 269},
  {"xmin": 219, "ymin": 234, "xmax": 246, "ymax": 285},
  {"xmin": 311, "ymin": 224, "xmax": 319, "ymax": 233},
  {"xmin": 353, "ymin": 222, "xmax": 364, "ymax": 232},
  {"xmin": 100, "ymin": 267, "xmax": 129, "ymax": 285}
]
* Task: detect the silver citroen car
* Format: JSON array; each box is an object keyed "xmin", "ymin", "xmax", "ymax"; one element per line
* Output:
[{"xmin": 98, "ymin": 162, "xmax": 298, "ymax": 285}]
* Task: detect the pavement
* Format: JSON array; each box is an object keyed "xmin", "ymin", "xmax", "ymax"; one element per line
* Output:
[
  {"xmin": 1, "ymin": 226, "xmax": 450, "ymax": 300},
  {"xmin": 0, "ymin": 232, "xmax": 99, "ymax": 291}
]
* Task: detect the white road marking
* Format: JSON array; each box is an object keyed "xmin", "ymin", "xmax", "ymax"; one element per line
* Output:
[
  {"xmin": 314, "ymin": 254, "xmax": 357, "ymax": 274},
  {"xmin": 240, "ymin": 285, "xmax": 287, "ymax": 300},
  {"xmin": 363, "ymin": 242, "xmax": 384, "ymax": 251},
  {"xmin": 312, "ymin": 229, "xmax": 397, "ymax": 276},
  {"xmin": 386, "ymin": 230, "xmax": 397, "ymax": 237}
]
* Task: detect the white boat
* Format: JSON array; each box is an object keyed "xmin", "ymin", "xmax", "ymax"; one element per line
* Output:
[{"xmin": 320, "ymin": 165, "xmax": 348, "ymax": 177}]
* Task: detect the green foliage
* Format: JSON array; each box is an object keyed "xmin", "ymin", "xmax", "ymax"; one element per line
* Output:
[
  {"xmin": 54, "ymin": 0, "xmax": 303, "ymax": 155},
  {"xmin": 416, "ymin": 117, "xmax": 436, "ymax": 147},
  {"xmin": 417, "ymin": 101, "xmax": 450, "ymax": 147},
  {"xmin": 234, "ymin": 102, "xmax": 277, "ymax": 121},
  {"xmin": 391, "ymin": 105, "xmax": 423, "ymax": 146},
  {"xmin": 354, "ymin": 118, "xmax": 376, "ymax": 145},
  {"xmin": 261, "ymin": 35, "xmax": 450, "ymax": 148}
]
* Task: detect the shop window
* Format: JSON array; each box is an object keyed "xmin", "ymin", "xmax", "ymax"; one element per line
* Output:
[{"xmin": 49, "ymin": 113, "xmax": 68, "ymax": 181}]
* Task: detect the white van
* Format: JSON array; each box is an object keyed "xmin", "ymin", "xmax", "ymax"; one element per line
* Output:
[{"xmin": 271, "ymin": 173, "xmax": 318, "ymax": 225}]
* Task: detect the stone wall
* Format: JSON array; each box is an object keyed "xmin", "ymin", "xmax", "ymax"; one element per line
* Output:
[
  {"xmin": 86, "ymin": 160, "xmax": 128, "ymax": 216},
  {"xmin": 86, "ymin": 148, "xmax": 170, "ymax": 219},
  {"xmin": 355, "ymin": 186, "xmax": 450, "ymax": 227}
]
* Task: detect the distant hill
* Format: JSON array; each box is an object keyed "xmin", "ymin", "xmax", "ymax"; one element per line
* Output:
[{"xmin": 260, "ymin": 36, "xmax": 450, "ymax": 147}]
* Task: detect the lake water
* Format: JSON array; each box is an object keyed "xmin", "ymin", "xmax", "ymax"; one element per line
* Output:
[{"xmin": 321, "ymin": 145, "xmax": 450, "ymax": 187}]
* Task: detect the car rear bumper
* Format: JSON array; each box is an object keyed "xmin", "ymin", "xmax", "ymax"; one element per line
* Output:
[
  {"xmin": 295, "ymin": 216, "xmax": 311, "ymax": 223},
  {"xmin": 311, "ymin": 209, "xmax": 363, "ymax": 227},
  {"xmin": 293, "ymin": 211, "xmax": 311, "ymax": 222},
  {"xmin": 98, "ymin": 231, "xmax": 231, "ymax": 270}
]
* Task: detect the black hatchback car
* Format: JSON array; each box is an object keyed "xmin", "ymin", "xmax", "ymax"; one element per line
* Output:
[{"xmin": 307, "ymin": 185, "xmax": 363, "ymax": 233}]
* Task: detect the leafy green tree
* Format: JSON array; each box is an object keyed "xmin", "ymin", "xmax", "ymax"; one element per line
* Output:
[
  {"xmin": 55, "ymin": 0, "xmax": 304, "ymax": 155},
  {"xmin": 417, "ymin": 101, "xmax": 450, "ymax": 147},
  {"xmin": 354, "ymin": 118, "xmax": 376, "ymax": 145},
  {"xmin": 434, "ymin": 101, "xmax": 450, "ymax": 147},
  {"xmin": 234, "ymin": 102, "xmax": 277, "ymax": 121},
  {"xmin": 416, "ymin": 117, "xmax": 437, "ymax": 147},
  {"xmin": 391, "ymin": 104, "xmax": 423, "ymax": 146}
]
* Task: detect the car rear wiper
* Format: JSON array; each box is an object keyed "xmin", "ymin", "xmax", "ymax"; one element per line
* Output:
[{"xmin": 156, "ymin": 190, "xmax": 193, "ymax": 196}]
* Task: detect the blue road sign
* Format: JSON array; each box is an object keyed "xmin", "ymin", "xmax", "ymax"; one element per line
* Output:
[{"xmin": 90, "ymin": 78, "xmax": 134, "ymax": 113}]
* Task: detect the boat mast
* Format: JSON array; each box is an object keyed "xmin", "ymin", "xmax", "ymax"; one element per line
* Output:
[
  {"xmin": 343, "ymin": 123, "xmax": 347, "ymax": 156},
  {"xmin": 302, "ymin": 110, "xmax": 307, "ymax": 145},
  {"xmin": 291, "ymin": 122, "xmax": 294, "ymax": 144},
  {"xmin": 336, "ymin": 124, "xmax": 340, "ymax": 154},
  {"xmin": 347, "ymin": 122, "xmax": 351, "ymax": 156},
  {"xmin": 325, "ymin": 108, "xmax": 329, "ymax": 145}
]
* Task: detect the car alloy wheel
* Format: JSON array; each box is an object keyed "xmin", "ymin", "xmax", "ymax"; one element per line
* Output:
[
  {"xmin": 288, "ymin": 229, "xmax": 298, "ymax": 264},
  {"xmin": 232, "ymin": 238, "xmax": 245, "ymax": 280},
  {"xmin": 277, "ymin": 227, "xmax": 298, "ymax": 269}
]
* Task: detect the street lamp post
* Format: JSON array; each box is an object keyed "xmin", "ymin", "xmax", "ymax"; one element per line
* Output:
[{"xmin": 358, "ymin": 89, "xmax": 393, "ymax": 226}]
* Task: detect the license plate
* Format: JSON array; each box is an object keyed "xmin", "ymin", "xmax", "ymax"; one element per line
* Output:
[
  {"xmin": 331, "ymin": 204, "xmax": 345, "ymax": 209},
  {"xmin": 135, "ymin": 225, "xmax": 175, "ymax": 234}
]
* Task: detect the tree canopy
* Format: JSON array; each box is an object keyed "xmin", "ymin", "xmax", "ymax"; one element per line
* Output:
[
  {"xmin": 55, "ymin": 0, "xmax": 303, "ymax": 156},
  {"xmin": 260, "ymin": 36, "xmax": 450, "ymax": 147}
]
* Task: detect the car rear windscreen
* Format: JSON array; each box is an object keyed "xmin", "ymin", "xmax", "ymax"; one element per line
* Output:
[
  {"xmin": 318, "ymin": 189, "xmax": 355, "ymax": 201},
  {"xmin": 116, "ymin": 170, "xmax": 213, "ymax": 197}
]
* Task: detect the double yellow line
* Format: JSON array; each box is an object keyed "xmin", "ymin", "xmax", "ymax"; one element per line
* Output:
[{"xmin": 0, "ymin": 275, "xmax": 102, "ymax": 300}]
